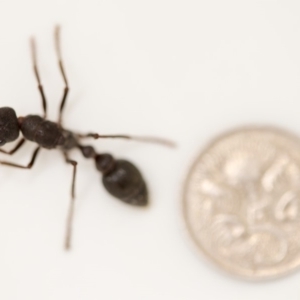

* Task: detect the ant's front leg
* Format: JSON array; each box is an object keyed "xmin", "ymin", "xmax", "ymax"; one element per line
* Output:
[
  {"xmin": 76, "ymin": 132, "xmax": 176, "ymax": 148},
  {"xmin": 0, "ymin": 138, "xmax": 26, "ymax": 155},
  {"xmin": 30, "ymin": 38, "xmax": 47, "ymax": 118},
  {"xmin": 55, "ymin": 26, "xmax": 69, "ymax": 126},
  {"xmin": 0, "ymin": 146, "xmax": 40, "ymax": 169}
]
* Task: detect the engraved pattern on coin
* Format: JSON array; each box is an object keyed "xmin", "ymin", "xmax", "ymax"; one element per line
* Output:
[{"xmin": 183, "ymin": 128, "xmax": 300, "ymax": 279}]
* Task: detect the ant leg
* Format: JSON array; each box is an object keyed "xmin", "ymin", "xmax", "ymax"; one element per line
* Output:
[
  {"xmin": 30, "ymin": 38, "xmax": 47, "ymax": 118},
  {"xmin": 63, "ymin": 152, "xmax": 78, "ymax": 250},
  {"xmin": 0, "ymin": 146, "xmax": 40, "ymax": 169},
  {"xmin": 55, "ymin": 26, "xmax": 69, "ymax": 126},
  {"xmin": 76, "ymin": 133, "xmax": 176, "ymax": 148},
  {"xmin": 0, "ymin": 139, "xmax": 26, "ymax": 155}
]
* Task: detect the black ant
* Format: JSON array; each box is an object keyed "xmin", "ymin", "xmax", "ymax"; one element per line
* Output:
[{"xmin": 0, "ymin": 26, "xmax": 175, "ymax": 250}]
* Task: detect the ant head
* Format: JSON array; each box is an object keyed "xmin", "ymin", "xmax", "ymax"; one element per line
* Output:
[{"xmin": 0, "ymin": 107, "xmax": 20, "ymax": 146}]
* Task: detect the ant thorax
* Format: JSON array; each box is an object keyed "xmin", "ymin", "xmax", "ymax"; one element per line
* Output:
[{"xmin": 18, "ymin": 115, "xmax": 65, "ymax": 149}]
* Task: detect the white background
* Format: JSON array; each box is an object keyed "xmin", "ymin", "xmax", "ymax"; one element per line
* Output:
[{"xmin": 0, "ymin": 0, "xmax": 299, "ymax": 299}]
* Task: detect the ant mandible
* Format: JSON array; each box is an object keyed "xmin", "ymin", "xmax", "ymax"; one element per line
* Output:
[{"xmin": 0, "ymin": 26, "xmax": 175, "ymax": 250}]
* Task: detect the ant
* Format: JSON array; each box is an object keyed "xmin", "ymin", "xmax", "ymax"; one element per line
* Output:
[{"xmin": 0, "ymin": 26, "xmax": 175, "ymax": 250}]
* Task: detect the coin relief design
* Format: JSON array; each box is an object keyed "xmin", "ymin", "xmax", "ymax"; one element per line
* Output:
[{"xmin": 183, "ymin": 128, "xmax": 300, "ymax": 279}]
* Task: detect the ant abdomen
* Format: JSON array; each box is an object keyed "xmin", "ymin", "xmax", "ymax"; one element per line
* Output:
[{"xmin": 95, "ymin": 154, "xmax": 148, "ymax": 206}]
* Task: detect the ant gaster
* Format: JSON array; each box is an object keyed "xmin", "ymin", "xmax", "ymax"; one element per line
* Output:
[{"xmin": 0, "ymin": 27, "xmax": 175, "ymax": 250}]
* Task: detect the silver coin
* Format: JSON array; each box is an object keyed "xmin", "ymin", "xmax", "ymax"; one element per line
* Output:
[{"xmin": 183, "ymin": 127, "xmax": 300, "ymax": 279}]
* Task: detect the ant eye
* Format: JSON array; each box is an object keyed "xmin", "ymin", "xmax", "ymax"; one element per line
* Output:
[{"xmin": 0, "ymin": 139, "xmax": 5, "ymax": 146}]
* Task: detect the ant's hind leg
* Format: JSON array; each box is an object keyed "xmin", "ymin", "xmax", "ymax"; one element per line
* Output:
[
  {"xmin": 76, "ymin": 133, "xmax": 176, "ymax": 148},
  {"xmin": 63, "ymin": 152, "xmax": 78, "ymax": 250},
  {"xmin": 55, "ymin": 26, "xmax": 69, "ymax": 126},
  {"xmin": 0, "ymin": 138, "xmax": 26, "ymax": 155},
  {"xmin": 0, "ymin": 146, "xmax": 41, "ymax": 169},
  {"xmin": 30, "ymin": 38, "xmax": 47, "ymax": 118}
]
